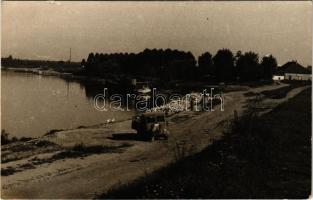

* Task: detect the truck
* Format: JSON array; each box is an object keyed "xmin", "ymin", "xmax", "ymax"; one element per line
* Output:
[{"xmin": 131, "ymin": 112, "xmax": 170, "ymax": 141}]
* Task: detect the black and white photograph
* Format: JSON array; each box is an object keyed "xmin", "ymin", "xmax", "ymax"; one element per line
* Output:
[{"xmin": 1, "ymin": 1, "xmax": 312, "ymax": 199}]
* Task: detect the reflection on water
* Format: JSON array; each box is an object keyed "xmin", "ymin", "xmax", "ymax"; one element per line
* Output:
[{"xmin": 1, "ymin": 71, "xmax": 135, "ymax": 137}]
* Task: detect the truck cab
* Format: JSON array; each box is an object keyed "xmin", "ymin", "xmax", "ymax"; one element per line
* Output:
[{"xmin": 131, "ymin": 112, "xmax": 169, "ymax": 141}]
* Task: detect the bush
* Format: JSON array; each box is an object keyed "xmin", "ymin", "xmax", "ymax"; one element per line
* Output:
[
  {"xmin": 1, "ymin": 129, "xmax": 34, "ymax": 145},
  {"xmin": 1, "ymin": 129, "xmax": 10, "ymax": 145}
]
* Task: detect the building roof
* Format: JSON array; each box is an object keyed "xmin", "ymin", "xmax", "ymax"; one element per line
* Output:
[{"xmin": 275, "ymin": 61, "xmax": 311, "ymax": 75}]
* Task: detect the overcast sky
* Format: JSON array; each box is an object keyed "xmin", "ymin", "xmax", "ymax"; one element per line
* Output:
[{"xmin": 2, "ymin": 1, "xmax": 312, "ymax": 66}]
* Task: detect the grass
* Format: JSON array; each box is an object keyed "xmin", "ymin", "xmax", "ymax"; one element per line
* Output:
[
  {"xmin": 1, "ymin": 167, "xmax": 19, "ymax": 176},
  {"xmin": 51, "ymin": 143, "xmax": 132, "ymax": 160},
  {"xmin": 99, "ymin": 88, "xmax": 311, "ymax": 199},
  {"xmin": 44, "ymin": 129, "xmax": 64, "ymax": 136},
  {"xmin": 241, "ymin": 80, "xmax": 274, "ymax": 88},
  {"xmin": 30, "ymin": 143, "xmax": 132, "ymax": 165},
  {"xmin": 260, "ymin": 81, "xmax": 309, "ymax": 99},
  {"xmin": 2, "ymin": 143, "xmax": 133, "ymax": 177},
  {"xmin": 1, "ymin": 139, "xmax": 60, "ymax": 164}
]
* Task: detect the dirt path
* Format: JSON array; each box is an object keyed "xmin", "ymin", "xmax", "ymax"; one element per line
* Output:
[{"xmin": 1, "ymin": 83, "xmax": 309, "ymax": 199}]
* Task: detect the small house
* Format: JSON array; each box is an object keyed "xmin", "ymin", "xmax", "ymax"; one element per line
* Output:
[
  {"xmin": 273, "ymin": 75, "xmax": 285, "ymax": 81},
  {"xmin": 273, "ymin": 61, "xmax": 311, "ymax": 81}
]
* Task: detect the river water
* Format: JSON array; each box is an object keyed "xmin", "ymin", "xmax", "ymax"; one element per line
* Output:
[{"xmin": 1, "ymin": 70, "xmax": 135, "ymax": 137}]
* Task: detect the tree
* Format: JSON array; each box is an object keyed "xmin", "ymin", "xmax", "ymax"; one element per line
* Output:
[
  {"xmin": 85, "ymin": 53, "xmax": 95, "ymax": 75},
  {"xmin": 87, "ymin": 52, "xmax": 95, "ymax": 63},
  {"xmin": 1, "ymin": 129, "xmax": 10, "ymax": 145},
  {"xmin": 198, "ymin": 52, "xmax": 213, "ymax": 76},
  {"xmin": 236, "ymin": 51, "xmax": 260, "ymax": 81},
  {"xmin": 260, "ymin": 55, "xmax": 277, "ymax": 80},
  {"xmin": 83, "ymin": 48, "xmax": 197, "ymax": 80},
  {"xmin": 307, "ymin": 65, "xmax": 312, "ymax": 75},
  {"xmin": 213, "ymin": 49, "xmax": 235, "ymax": 82},
  {"xmin": 81, "ymin": 59, "xmax": 86, "ymax": 68}
]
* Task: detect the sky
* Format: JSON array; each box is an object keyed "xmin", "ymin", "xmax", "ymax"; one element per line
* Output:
[{"xmin": 2, "ymin": 1, "xmax": 312, "ymax": 66}]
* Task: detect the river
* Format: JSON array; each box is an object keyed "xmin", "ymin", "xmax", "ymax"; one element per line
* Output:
[{"xmin": 1, "ymin": 70, "xmax": 135, "ymax": 137}]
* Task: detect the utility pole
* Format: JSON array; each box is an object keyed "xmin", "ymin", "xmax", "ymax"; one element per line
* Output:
[{"xmin": 68, "ymin": 48, "xmax": 72, "ymax": 63}]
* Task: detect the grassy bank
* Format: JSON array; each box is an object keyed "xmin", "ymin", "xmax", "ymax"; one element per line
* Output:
[
  {"xmin": 260, "ymin": 81, "xmax": 310, "ymax": 99},
  {"xmin": 100, "ymin": 88, "xmax": 311, "ymax": 199}
]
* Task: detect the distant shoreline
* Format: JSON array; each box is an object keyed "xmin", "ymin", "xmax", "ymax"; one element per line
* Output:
[{"xmin": 1, "ymin": 67, "xmax": 119, "ymax": 85}]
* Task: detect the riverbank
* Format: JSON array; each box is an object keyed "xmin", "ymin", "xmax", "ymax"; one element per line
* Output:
[
  {"xmin": 102, "ymin": 87, "xmax": 311, "ymax": 199},
  {"xmin": 1, "ymin": 67, "xmax": 116, "ymax": 85},
  {"xmin": 1, "ymin": 67, "xmax": 278, "ymax": 93},
  {"xmin": 1, "ymin": 83, "xmax": 309, "ymax": 198}
]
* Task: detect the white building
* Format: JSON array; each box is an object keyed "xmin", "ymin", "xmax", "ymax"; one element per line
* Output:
[
  {"xmin": 273, "ymin": 61, "xmax": 311, "ymax": 81},
  {"xmin": 273, "ymin": 75, "xmax": 284, "ymax": 81},
  {"xmin": 285, "ymin": 73, "xmax": 311, "ymax": 81}
]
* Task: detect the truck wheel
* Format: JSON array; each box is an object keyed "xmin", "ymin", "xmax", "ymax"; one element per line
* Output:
[{"xmin": 137, "ymin": 130, "xmax": 144, "ymax": 140}]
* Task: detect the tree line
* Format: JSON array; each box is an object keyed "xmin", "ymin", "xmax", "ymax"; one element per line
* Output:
[
  {"xmin": 82, "ymin": 48, "xmax": 278, "ymax": 82},
  {"xmin": 1, "ymin": 55, "xmax": 80, "ymax": 72}
]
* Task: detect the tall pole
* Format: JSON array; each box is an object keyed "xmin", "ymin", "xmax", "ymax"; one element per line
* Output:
[{"xmin": 69, "ymin": 48, "xmax": 72, "ymax": 63}]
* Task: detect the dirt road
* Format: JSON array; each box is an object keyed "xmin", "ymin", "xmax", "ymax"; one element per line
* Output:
[{"xmin": 1, "ymin": 83, "xmax": 309, "ymax": 199}]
